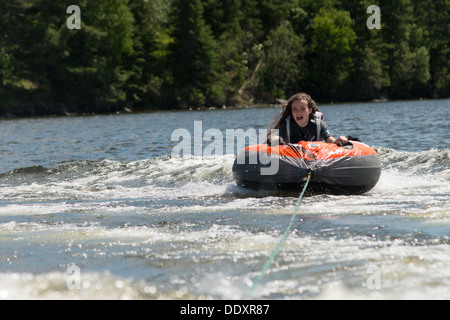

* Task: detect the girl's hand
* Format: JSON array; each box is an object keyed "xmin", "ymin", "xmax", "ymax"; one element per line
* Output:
[{"xmin": 335, "ymin": 136, "xmax": 349, "ymax": 146}]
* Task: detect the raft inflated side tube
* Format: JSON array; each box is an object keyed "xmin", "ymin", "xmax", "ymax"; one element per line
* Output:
[{"xmin": 232, "ymin": 141, "xmax": 382, "ymax": 195}]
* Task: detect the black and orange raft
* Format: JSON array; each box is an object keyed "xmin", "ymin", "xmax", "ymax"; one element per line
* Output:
[{"xmin": 232, "ymin": 141, "xmax": 382, "ymax": 195}]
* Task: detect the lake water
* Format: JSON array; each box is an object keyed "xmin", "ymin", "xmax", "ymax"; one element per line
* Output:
[{"xmin": 0, "ymin": 99, "xmax": 449, "ymax": 300}]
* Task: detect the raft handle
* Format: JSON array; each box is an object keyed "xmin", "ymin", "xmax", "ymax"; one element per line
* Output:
[{"xmin": 342, "ymin": 142, "xmax": 354, "ymax": 150}]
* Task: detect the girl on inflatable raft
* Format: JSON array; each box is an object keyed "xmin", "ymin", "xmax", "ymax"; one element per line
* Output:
[
  {"xmin": 232, "ymin": 92, "xmax": 381, "ymax": 194},
  {"xmin": 269, "ymin": 92, "xmax": 352, "ymax": 146}
]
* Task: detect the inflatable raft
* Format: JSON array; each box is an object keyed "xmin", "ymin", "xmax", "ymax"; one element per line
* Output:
[{"xmin": 232, "ymin": 141, "xmax": 382, "ymax": 195}]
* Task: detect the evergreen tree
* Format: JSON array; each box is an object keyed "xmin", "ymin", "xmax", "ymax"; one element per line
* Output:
[
  {"xmin": 203, "ymin": 0, "xmax": 248, "ymax": 105},
  {"xmin": 257, "ymin": 21, "xmax": 305, "ymax": 100},
  {"xmin": 168, "ymin": 0, "xmax": 222, "ymax": 107},
  {"xmin": 381, "ymin": 0, "xmax": 431, "ymax": 98},
  {"xmin": 258, "ymin": 0, "xmax": 298, "ymax": 37},
  {"xmin": 0, "ymin": 1, "xmax": 11, "ymax": 97},
  {"xmin": 127, "ymin": 0, "xmax": 172, "ymax": 109},
  {"xmin": 0, "ymin": 0, "xmax": 67, "ymax": 114},
  {"xmin": 59, "ymin": 0, "xmax": 136, "ymax": 112},
  {"xmin": 414, "ymin": 0, "xmax": 450, "ymax": 97},
  {"xmin": 309, "ymin": 7, "xmax": 356, "ymax": 100},
  {"xmin": 391, "ymin": 43, "xmax": 431, "ymax": 98}
]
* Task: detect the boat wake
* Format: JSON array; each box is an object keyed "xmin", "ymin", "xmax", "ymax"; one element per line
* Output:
[{"xmin": 1, "ymin": 147, "xmax": 448, "ymax": 198}]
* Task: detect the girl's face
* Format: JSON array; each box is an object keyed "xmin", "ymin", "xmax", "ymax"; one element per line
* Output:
[{"xmin": 291, "ymin": 99, "xmax": 312, "ymax": 127}]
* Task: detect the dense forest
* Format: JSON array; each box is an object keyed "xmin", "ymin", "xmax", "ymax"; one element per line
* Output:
[{"xmin": 0, "ymin": 0, "xmax": 449, "ymax": 117}]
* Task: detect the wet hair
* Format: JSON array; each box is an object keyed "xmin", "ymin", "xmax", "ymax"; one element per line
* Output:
[{"xmin": 271, "ymin": 93, "xmax": 319, "ymax": 130}]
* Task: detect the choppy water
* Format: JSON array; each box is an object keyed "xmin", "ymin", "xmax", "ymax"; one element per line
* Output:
[{"xmin": 0, "ymin": 99, "xmax": 449, "ymax": 300}]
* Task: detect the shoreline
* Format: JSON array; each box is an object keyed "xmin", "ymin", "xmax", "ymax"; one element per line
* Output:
[{"xmin": 1, "ymin": 96, "xmax": 447, "ymax": 120}]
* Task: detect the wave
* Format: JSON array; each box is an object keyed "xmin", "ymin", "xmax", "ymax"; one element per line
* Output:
[
  {"xmin": 0, "ymin": 148, "xmax": 448, "ymax": 206},
  {"xmin": 0, "ymin": 156, "xmax": 239, "ymax": 205},
  {"xmin": 1, "ymin": 147, "xmax": 448, "ymax": 190},
  {"xmin": 375, "ymin": 147, "xmax": 449, "ymax": 177}
]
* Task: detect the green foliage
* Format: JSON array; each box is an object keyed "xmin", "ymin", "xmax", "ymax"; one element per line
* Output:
[
  {"xmin": 391, "ymin": 44, "xmax": 431, "ymax": 98},
  {"xmin": 257, "ymin": 21, "xmax": 305, "ymax": 100},
  {"xmin": 167, "ymin": 0, "xmax": 223, "ymax": 107},
  {"xmin": 0, "ymin": 0, "xmax": 449, "ymax": 116},
  {"xmin": 59, "ymin": 0, "xmax": 136, "ymax": 111},
  {"xmin": 309, "ymin": 7, "xmax": 356, "ymax": 99}
]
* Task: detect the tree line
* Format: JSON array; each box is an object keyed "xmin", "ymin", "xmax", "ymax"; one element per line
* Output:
[{"xmin": 1, "ymin": 0, "xmax": 449, "ymax": 117}]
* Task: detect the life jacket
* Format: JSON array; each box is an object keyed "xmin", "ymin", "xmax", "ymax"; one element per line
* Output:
[{"xmin": 285, "ymin": 112, "xmax": 324, "ymax": 143}]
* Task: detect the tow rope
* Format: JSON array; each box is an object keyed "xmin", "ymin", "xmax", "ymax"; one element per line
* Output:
[{"xmin": 243, "ymin": 171, "xmax": 312, "ymax": 299}]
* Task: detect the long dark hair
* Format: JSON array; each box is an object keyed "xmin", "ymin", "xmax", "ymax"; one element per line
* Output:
[{"xmin": 271, "ymin": 93, "xmax": 319, "ymax": 130}]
